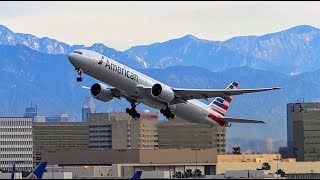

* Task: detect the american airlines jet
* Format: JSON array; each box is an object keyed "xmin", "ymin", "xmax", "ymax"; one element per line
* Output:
[{"xmin": 68, "ymin": 49, "xmax": 280, "ymax": 127}]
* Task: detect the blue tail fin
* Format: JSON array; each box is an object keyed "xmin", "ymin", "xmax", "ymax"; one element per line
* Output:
[
  {"xmin": 131, "ymin": 171, "xmax": 142, "ymax": 179},
  {"xmin": 26, "ymin": 162, "xmax": 47, "ymax": 179},
  {"xmin": 11, "ymin": 163, "xmax": 16, "ymax": 180}
]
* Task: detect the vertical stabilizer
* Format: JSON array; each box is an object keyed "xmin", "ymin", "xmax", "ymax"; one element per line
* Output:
[{"xmin": 209, "ymin": 82, "xmax": 238, "ymax": 117}]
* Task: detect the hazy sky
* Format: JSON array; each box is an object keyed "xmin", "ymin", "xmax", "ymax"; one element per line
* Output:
[{"xmin": 1, "ymin": 1, "xmax": 320, "ymax": 51}]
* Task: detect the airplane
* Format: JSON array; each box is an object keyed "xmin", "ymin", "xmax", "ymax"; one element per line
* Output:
[
  {"xmin": 131, "ymin": 170, "xmax": 142, "ymax": 179},
  {"xmin": 11, "ymin": 162, "xmax": 47, "ymax": 179},
  {"xmin": 68, "ymin": 49, "xmax": 280, "ymax": 126}
]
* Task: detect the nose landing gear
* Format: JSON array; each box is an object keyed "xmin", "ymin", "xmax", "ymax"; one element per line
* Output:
[{"xmin": 75, "ymin": 68, "xmax": 83, "ymax": 82}]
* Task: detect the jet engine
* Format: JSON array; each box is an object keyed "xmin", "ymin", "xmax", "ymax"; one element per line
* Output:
[
  {"xmin": 151, "ymin": 83, "xmax": 175, "ymax": 103},
  {"xmin": 90, "ymin": 83, "xmax": 113, "ymax": 102}
]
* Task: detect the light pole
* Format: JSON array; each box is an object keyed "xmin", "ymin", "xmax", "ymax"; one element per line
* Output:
[
  {"xmin": 191, "ymin": 148, "xmax": 201, "ymax": 178},
  {"xmin": 118, "ymin": 149, "xmax": 127, "ymax": 178},
  {"xmin": 274, "ymin": 157, "xmax": 280, "ymax": 179}
]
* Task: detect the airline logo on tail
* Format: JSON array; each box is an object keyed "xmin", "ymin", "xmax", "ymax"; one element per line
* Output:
[
  {"xmin": 131, "ymin": 171, "xmax": 142, "ymax": 179},
  {"xmin": 208, "ymin": 82, "xmax": 238, "ymax": 126},
  {"xmin": 25, "ymin": 162, "xmax": 47, "ymax": 179}
]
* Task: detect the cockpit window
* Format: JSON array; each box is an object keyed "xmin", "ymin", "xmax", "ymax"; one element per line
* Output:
[{"xmin": 73, "ymin": 50, "xmax": 83, "ymax": 55}]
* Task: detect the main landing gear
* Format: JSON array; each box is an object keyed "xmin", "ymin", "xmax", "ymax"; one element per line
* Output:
[
  {"xmin": 126, "ymin": 101, "xmax": 141, "ymax": 119},
  {"xmin": 75, "ymin": 68, "xmax": 83, "ymax": 82},
  {"xmin": 160, "ymin": 107, "xmax": 175, "ymax": 119}
]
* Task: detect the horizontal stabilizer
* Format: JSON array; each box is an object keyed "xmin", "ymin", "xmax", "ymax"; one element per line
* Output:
[{"xmin": 221, "ymin": 117, "xmax": 266, "ymax": 124}]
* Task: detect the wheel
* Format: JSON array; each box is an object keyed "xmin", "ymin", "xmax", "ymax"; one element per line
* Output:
[
  {"xmin": 129, "ymin": 109, "xmax": 136, "ymax": 115},
  {"xmin": 126, "ymin": 108, "xmax": 130, "ymax": 113},
  {"xmin": 160, "ymin": 109, "xmax": 164, "ymax": 114},
  {"xmin": 76, "ymin": 77, "xmax": 83, "ymax": 82},
  {"xmin": 170, "ymin": 114, "xmax": 175, "ymax": 119},
  {"xmin": 131, "ymin": 114, "xmax": 136, "ymax": 119},
  {"xmin": 165, "ymin": 114, "xmax": 170, "ymax": 119},
  {"xmin": 136, "ymin": 113, "xmax": 140, "ymax": 118}
]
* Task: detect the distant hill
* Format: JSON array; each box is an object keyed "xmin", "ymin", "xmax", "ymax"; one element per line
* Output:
[
  {"xmin": 1, "ymin": 24, "xmax": 320, "ymax": 74},
  {"xmin": 126, "ymin": 25, "xmax": 320, "ymax": 74}
]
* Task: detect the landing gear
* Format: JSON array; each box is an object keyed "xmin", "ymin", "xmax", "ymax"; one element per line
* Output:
[
  {"xmin": 75, "ymin": 68, "xmax": 83, "ymax": 82},
  {"xmin": 77, "ymin": 77, "xmax": 83, "ymax": 82},
  {"xmin": 160, "ymin": 107, "xmax": 175, "ymax": 119},
  {"xmin": 126, "ymin": 101, "xmax": 140, "ymax": 119}
]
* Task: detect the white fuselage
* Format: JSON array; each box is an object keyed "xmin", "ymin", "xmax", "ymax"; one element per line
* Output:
[{"xmin": 68, "ymin": 49, "xmax": 217, "ymax": 125}]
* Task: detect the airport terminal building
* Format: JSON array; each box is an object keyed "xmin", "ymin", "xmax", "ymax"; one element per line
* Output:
[
  {"xmin": 31, "ymin": 112, "xmax": 224, "ymax": 178},
  {"xmin": 41, "ymin": 148, "xmax": 218, "ymax": 178}
]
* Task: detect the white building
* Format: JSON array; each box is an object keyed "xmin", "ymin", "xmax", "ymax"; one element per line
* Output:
[
  {"xmin": 34, "ymin": 116, "xmax": 45, "ymax": 122},
  {"xmin": 60, "ymin": 113, "xmax": 68, "ymax": 122},
  {"xmin": 0, "ymin": 117, "xmax": 33, "ymax": 172}
]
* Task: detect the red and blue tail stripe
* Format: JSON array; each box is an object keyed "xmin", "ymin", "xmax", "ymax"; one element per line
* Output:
[{"xmin": 207, "ymin": 82, "xmax": 239, "ymax": 125}]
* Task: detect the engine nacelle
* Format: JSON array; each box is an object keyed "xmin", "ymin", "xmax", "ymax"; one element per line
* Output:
[
  {"xmin": 90, "ymin": 83, "xmax": 113, "ymax": 102},
  {"xmin": 151, "ymin": 83, "xmax": 175, "ymax": 103}
]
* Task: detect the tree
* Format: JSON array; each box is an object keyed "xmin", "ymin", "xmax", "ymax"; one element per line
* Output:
[
  {"xmin": 173, "ymin": 171, "xmax": 183, "ymax": 178},
  {"xmin": 261, "ymin": 162, "xmax": 271, "ymax": 170},
  {"xmin": 193, "ymin": 169, "xmax": 202, "ymax": 177},
  {"xmin": 276, "ymin": 169, "xmax": 286, "ymax": 177},
  {"xmin": 232, "ymin": 146, "xmax": 241, "ymax": 154},
  {"xmin": 184, "ymin": 169, "xmax": 193, "ymax": 178}
]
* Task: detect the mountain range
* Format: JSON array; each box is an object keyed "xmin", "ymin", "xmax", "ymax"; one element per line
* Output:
[
  {"xmin": 1, "ymin": 24, "xmax": 320, "ymax": 152},
  {"xmin": 2, "ymin": 24, "xmax": 320, "ymax": 74}
]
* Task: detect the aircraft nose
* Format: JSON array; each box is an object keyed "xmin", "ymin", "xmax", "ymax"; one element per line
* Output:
[{"xmin": 68, "ymin": 53, "xmax": 79, "ymax": 66}]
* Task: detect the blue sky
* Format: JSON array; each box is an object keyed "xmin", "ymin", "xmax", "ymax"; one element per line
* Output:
[{"xmin": 1, "ymin": 1, "xmax": 320, "ymax": 50}]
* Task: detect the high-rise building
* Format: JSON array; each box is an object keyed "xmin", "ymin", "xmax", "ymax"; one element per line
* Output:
[
  {"xmin": 157, "ymin": 117, "xmax": 226, "ymax": 153},
  {"xmin": 32, "ymin": 122, "xmax": 89, "ymax": 166},
  {"xmin": 0, "ymin": 117, "xmax": 33, "ymax": 172},
  {"xmin": 82, "ymin": 106, "xmax": 91, "ymax": 122},
  {"xmin": 24, "ymin": 103, "xmax": 37, "ymax": 122},
  {"xmin": 82, "ymin": 96, "xmax": 95, "ymax": 122},
  {"xmin": 287, "ymin": 102, "xmax": 320, "ymax": 161},
  {"xmin": 88, "ymin": 111, "xmax": 158, "ymax": 150}
]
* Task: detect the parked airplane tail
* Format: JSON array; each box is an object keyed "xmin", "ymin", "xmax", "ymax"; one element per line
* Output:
[
  {"xmin": 25, "ymin": 162, "xmax": 47, "ymax": 179},
  {"xmin": 131, "ymin": 171, "xmax": 142, "ymax": 179},
  {"xmin": 209, "ymin": 81, "xmax": 238, "ymax": 117}
]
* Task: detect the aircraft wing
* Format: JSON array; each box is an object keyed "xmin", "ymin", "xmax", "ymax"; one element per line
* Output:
[
  {"xmin": 171, "ymin": 87, "xmax": 281, "ymax": 103},
  {"xmin": 221, "ymin": 117, "xmax": 266, "ymax": 124}
]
